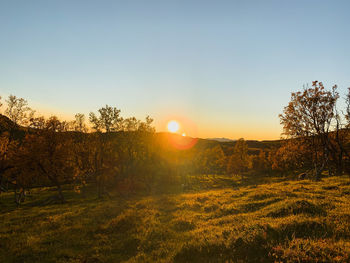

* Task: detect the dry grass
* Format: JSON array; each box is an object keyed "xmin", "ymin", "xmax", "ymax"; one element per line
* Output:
[{"xmin": 1, "ymin": 175, "xmax": 350, "ymax": 262}]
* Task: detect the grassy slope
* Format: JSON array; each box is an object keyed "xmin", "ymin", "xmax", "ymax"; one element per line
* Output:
[{"xmin": 1, "ymin": 175, "xmax": 350, "ymax": 263}]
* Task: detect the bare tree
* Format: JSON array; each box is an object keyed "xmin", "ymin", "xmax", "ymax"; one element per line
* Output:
[
  {"xmin": 5, "ymin": 95, "xmax": 34, "ymax": 126},
  {"xmin": 346, "ymin": 87, "xmax": 350, "ymax": 127},
  {"xmin": 73, "ymin": 113, "xmax": 87, "ymax": 132},
  {"xmin": 29, "ymin": 116, "xmax": 46, "ymax": 130}
]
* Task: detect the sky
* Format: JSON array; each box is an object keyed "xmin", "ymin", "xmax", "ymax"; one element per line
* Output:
[{"xmin": 1, "ymin": 0, "xmax": 350, "ymax": 140}]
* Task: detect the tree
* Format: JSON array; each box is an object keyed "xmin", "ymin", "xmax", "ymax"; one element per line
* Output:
[
  {"xmin": 18, "ymin": 116, "xmax": 73, "ymax": 203},
  {"xmin": 0, "ymin": 96, "xmax": 33, "ymax": 202},
  {"xmin": 345, "ymin": 88, "xmax": 350, "ymax": 173},
  {"xmin": 72, "ymin": 113, "xmax": 87, "ymax": 132},
  {"xmin": 138, "ymin": 116, "xmax": 156, "ymax": 133},
  {"xmin": 122, "ymin": 117, "xmax": 140, "ymax": 132},
  {"xmin": 346, "ymin": 87, "xmax": 350, "ymax": 127},
  {"xmin": 0, "ymin": 133, "xmax": 16, "ymax": 195},
  {"xmin": 89, "ymin": 105, "xmax": 123, "ymax": 132},
  {"xmin": 227, "ymin": 138, "xmax": 249, "ymax": 175},
  {"xmin": 279, "ymin": 81, "xmax": 348, "ymax": 179},
  {"xmin": 6, "ymin": 137, "xmax": 37, "ymax": 206},
  {"xmin": 116, "ymin": 116, "xmax": 156, "ymax": 193},
  {"xmin": 270, "ymin": 139, "xmax": 312, "ymax": 172},
  {"xmin": 88, "ymin": 105, "xmax": 124, "ymax": 197},
  {"xmin": 5, "ymin": 95, "xmax": 34, "ymax": 126},
  {"xmin": 197, "ymin": 145, "xmax": 226, "ymax": 175},
  {"xmin": 29, "ymin": 116, "xmax": 46, "ymax": 130},
  {"xmin": 252, "ymin": 150, "xmax": 270, "ymax": 172},
  {"xmin": 86, "ymin": 132, "xmax": 118, "ymax": 198}
]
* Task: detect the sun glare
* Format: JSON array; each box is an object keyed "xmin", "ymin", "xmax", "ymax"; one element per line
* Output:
[{"xmin": 167, "ymin": 120, "xmax": 179, "ymax": 133}]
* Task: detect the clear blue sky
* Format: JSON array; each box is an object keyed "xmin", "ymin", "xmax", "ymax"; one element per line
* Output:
[{"xmin": 1, "ymin": 0, "xmax": 349, "ymax": 139}]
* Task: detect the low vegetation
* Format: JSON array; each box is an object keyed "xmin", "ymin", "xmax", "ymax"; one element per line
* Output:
[
  {"xmin": 1, "ymin": 82, "xmax": 350, "ymax": 262},
  {"xmin": 1, "ymin": 175, "xmax": 349, "ymax": 262}
]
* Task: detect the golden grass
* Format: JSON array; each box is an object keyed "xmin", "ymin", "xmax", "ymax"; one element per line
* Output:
[{"xmin": 0, "ymin": 175, "xmax": 350, "ymax": 262}]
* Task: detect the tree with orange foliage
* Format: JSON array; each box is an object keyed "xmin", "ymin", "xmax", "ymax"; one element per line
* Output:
[
  {"xmin": 270, "ymin": 139, "xmax": 312, "ymax": 173},
  {"xmin": 17, "ymin": 116, "xmax": 73, "ymax": 203},
  {"xmin": 0, "ymin": 133, "xmax": 16, "ymax": 194},
  {"xmin": 252, "ymin": 150, "xmax": 270, "ymax": 172},
  {"xmin": 227, "ymin": 138, "xmax": 249, "ymax": 175},
  {"xmin": 198, "ymin": 145, "xmax": 226, "ymax": 175},
  {"xmin": 89, "ymin": 106, "xmax": 123, "ymax": 197},
  {"xmin": 279, "ymin": 81, "xmax": 349, "ymax": 179}
]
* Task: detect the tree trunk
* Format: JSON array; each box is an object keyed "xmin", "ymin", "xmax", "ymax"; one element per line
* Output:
[
  {"xmin": 14, "ymin": 186, "xmax": 25, "ymax": 207},
  {"xmin": 56, "ymin": 183, "xmax": 65, "ymax": 203},
  {"xmin": 97, "ymin": 173, "xmax": 105, "ymax": 199},
  {"xmin": 97, "ymin": 176, "xmax": 102, "ymax": 198},
  {"xmin": 49, "ymin": 175, "xmax": 65, "ymax": 203},
  {"xmin": 335, "ymin": 156, "xmax": 343, "ymax": 176},
  {"xmin": 14, "ymin": 186, "xmax": 20, "ymax": 206},
  {"xmin": 314, "ymin": 160, "xmax": 325, "ymax": 181}
]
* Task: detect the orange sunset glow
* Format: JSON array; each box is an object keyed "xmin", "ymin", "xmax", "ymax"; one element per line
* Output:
[{"xmin": 1, "ymin": 1, "xmax": 350, "ymax": 262}]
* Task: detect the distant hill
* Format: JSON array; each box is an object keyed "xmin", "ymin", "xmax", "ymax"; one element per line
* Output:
[
  {"xmin": 156, "ymin": 132, "xmax": 281, "ymax": 155},
  {"xmin": 0, "ymin": 114, "xmax": 281, "ymax": 154},
  {"xmin": 0, "ymin": 114, "xmax": 17, "ymax": 133},
  {"xmin": 0, "ymin": 114, "xmax": 27, "ymax": 140},
  {"xmin": 206, "ymin": 137, "xmax": 235, "ymax": 142}
]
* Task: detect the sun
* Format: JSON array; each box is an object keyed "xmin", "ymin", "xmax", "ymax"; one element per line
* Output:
[{"xmin": 167, "ymin": 120, "xmax": 179, "ymax": 133}]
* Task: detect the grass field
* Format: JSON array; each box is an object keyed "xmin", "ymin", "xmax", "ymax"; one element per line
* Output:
[{"xmin": 1, "ymin": 175, "xmax": 350, "ymax": 262}]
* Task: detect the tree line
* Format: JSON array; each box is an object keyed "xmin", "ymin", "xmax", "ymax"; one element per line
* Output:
[
  {"xmin": 0, "ymin": 96, "xmax": 158, "ymax": 204},
  {"xmin": 0, "ymin": 81, "xmax": 349, "ymax": 206}
]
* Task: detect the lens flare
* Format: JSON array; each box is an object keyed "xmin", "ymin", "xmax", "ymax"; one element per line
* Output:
[
  {"xmin": 163, "ymin": 116, "xmax": 198, "ymax": 150},
  {"xmin": 168, "ymin": 134, "xmax": 198, "ymax": 150}
]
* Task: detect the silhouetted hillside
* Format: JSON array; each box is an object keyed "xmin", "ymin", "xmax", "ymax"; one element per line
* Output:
[
  {"xmin": 0, "ymin": 114, "xmax": 17, "ymax": 133},
  {"xmin": 207, "ymin": 137, "xmax": 235, "ymax": 142},
  {"xmin": 0, "ymin": 116, "xmax": 281, "ymax": 155},
  {"xmin": 0, "ymin": 114, "xmax": 27, "ymax": 140}
]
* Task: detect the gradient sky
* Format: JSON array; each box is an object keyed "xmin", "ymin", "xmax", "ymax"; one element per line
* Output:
[{"xmin": 1, "ymin": 0, "xmax": 350, "ymax": 140}]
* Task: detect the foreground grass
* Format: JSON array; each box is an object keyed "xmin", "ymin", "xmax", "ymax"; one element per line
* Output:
[{"xmin": 1, "ymin": 175, "xmax": 350, "ymax": 262}]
